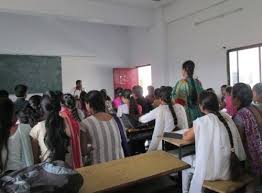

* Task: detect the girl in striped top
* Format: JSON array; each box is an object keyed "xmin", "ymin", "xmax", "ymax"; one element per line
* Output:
[{"xmin": 81, "ymin": 90, "xmax": 124, "ymax": 165}]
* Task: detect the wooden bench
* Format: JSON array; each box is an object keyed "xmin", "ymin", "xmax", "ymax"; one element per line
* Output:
[{"xmin": 203, "ymin": 174, "xmax": 254, "ymax": 193}]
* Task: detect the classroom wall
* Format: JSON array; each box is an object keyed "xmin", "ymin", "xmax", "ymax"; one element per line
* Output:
[
  {"xmin": 165, "ymin": 0, "xmax": 262, "ymax": 91},
  {"xmin": 128, "ymin": 9, "xmax": 169, "ymax": 88},
  {"xmin": 0, "ymin": 12, "xmax": 129, "ymax": 97}
]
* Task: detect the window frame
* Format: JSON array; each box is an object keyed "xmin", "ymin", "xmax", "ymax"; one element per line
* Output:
[{"xmin": 227, "ymin": 43, "xmax": 262, "ymax": 85}]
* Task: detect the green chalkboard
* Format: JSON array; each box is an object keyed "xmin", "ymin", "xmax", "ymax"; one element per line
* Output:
[{"xmin": 0, "ymin": 54, "xmax": 62, "ymax": 93}]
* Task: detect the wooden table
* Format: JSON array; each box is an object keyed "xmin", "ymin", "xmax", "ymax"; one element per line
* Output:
[
  {"xmin": 77, "ymin": 151, "xmax": 190, "ymax": 193},
  {"xmin": 162, "ymin": 137, "xmax": 194, "ymax": 159}
]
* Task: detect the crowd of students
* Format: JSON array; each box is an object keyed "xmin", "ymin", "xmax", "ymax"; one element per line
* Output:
[{"xmin": 0, "ymin": 60, "xmax": 261, "ymax": 193}]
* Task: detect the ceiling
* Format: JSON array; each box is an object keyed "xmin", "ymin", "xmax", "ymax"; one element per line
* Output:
[{"xmin": 88, "ymin": 0, "xmax": 176, "ymax": 9}]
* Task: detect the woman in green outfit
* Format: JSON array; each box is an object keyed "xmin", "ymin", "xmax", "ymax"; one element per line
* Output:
[{"xmin": 172, "ymin": 60, "xmax": 203, "ymax": 126}]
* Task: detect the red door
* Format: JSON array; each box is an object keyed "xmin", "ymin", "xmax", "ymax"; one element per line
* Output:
[{"xmin": 113, "ymin": 68, "xmax": 138, "ymax": 91}]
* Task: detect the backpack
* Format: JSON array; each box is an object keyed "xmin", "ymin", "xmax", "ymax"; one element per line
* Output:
[{"xmin": 0, "ymin": 161, "xmax": 83, "ymax": 193}]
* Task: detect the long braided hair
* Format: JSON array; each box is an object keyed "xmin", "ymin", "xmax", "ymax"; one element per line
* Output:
[
  {"xmin": 41, "ymin": 92, "xmax": 69, "ymax": 161},
  {"xmin": 160, "ymin": 87, "xmax": 178, "ymax": 126},
  {"xmin": 183, "ymin": 60, "xmax": 198, "ymax": 106},
  {"xmin": 199, "ymin": 91, "xmax": 241, "ymax": 180},
  {"xmin": 62, "ymin": 94, "xmax": 81, "ymax": 122}
]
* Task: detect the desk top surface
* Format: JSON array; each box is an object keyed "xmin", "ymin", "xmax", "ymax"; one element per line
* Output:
[
  {"xmin": 162, "ymin": 137, "xmax": 194, "ymax": 147},
  {"xmin": 77, "ymin": 151, "xmax": 190, "ymax": 193}
]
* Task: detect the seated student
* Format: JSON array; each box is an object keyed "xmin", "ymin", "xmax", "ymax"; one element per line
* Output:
[
  {"xmin": 30, "ymin": 91, "xmax": 69, "ymax": 163},
  {"xmin": 232, "ymin": 83, "xmax": 262, "ymax": 192},
  {"xmin": 220, "ymin": 84, "xmax": 228, "ymax": 109},
  {"xmin": 0, "ymin": 90, "xmax": 9, "ymax": 99},
  {"xmin": 112, "ymin": 87, "xmax": 123, "ymax": 110},
  {"xmin": 139, "ymin": 87, "xmax": 188, "ymax": 151},
  {"xmin": 16, "ymin": 105, "xmax": 34, "ymax": 167},
  {"xmin": 146, "ymin": 86, "xmax": 155, "ymax": 104},
  {"xmin": 206, "ymin": 88, "xmax": 215, "ymax": 93},
  {"xmin": 182, "ymin": 91, "xmax": 246, "ymax": 193},
  {"xmin": 14, "ymin": 84, "xmax": 29, "ymax": 114},
  {"xmin": 133, "ymin": 85, "xmax": 152, "ymax": 114},
  {"xmin": 152, "ymin": 88, "xmax": 161, "ymax": 108},
  {"xmin": 224, "ymin": 86, "xmax": 237, "ymax": 117},
  {"xmin": 101, "ymin": 89, "xmax": 114, "ymax": 114},
  {"xmin": 60, "ymin": 94, "xmax": 83, "ymax": 169},
  {"xmin": 80, "ymin": 91, "xmax": 89, "ymax": 118},
  {"xmin": 28, "ymin": 95, "xmax": 43, "ymax": 127},
  {"xmin": 80, "ymin": 90, "xmax": 124, "ymax": 165},
  {"xmin": 253, "ymin": 83, "xmax": 262, "ymax": 109},
  {"xmin": 117, "ymin": 89, "xmax": 142, "ymax": 118},
  {"xmin": 0, "ymin": 98, "xmax": 26, "ymax": 172}
]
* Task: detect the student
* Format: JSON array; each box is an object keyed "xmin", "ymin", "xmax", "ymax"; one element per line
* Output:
[
  {"xmin": 28, "ymin": 95, "xmax": 43, "ymax": 127},
  {"xmin": 172, "ymin": 61, "xmax": 203, "ymax": 126},
  {"xmin": 14, "ymin": 84, "xmax": 29, "ymax": 114},
  {"xmin": 101, "ymin": 89, "xmax": 114, "ymax": 114},
  {"xmin": 146, "ymin": 86, "xmax": 155, "ymax": 104},
  {"xmin": 152, "ymin": 88, "xmax": 161, "ymax": 108},
  {"xmin": 253, "ymin": 83, "xmax": 262, "ymax": 109},
  {"xmin": 0, "ymin": 98, "xmax": 25, "ymax": 172},
  {"xmin": 182, "ymin": 91, "xmax": 246, "ymax": 193},
  {"xmin": 0, "ymin": 90, "xmax": 9, "ymax": 99},
  {"xmin": 132, "ymin": 85, "xmax": 152, "ymax": 114},
  {"xmin": 16, "ymin": 105, "xmax": 34, "ymax": 167},
  {"xmin": 30, "ymin": 92, "xmax": 69, "ymax": 163},
  {"xmin": 112, "ymin": 87, "xmax": 123, "ymax": 110},
  {"xmin": 220, "ymin": 84, "xmax": 228, "ymax": 109},
  {"xmin": 80, "ymin": 90, "xmax": 124, "ymax": 165},
  {"xmin": 139, "ymin": 87, "xmax": 188, "ymax": 151},
  {"xmin": 224, "ymin": 86, "xmax": 237, "ymax": 117},
  {"xmin": 80, "ymin": 91, "xmax": 89, "ymax": 118},
  {"xmin": 232, "ymin": 83, "xmax": 262, "ymax": 192},
  {"xmin": 206, "ymin": 88, "xmax": 215, "ymax": 93},
  {"xmin": 60, "ymin": 94, "xmax": 83, "ymax": 169},
  {"xmin": 117, "ymin": 89, "xmax": 142, "ymax": 118}
]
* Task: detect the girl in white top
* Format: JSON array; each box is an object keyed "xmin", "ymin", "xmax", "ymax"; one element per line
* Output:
[
  {"xmin": 0, "ymin": 98, "xmax": 24, "ymax": 173},
  {"xmin": 117, "ymin": 89, "xmax": 142, "ymax": 118},
  {"xmin": 182, "ymin": 91, "xmax": 246, "ymax": 193},
  {"xmin": 30, "ymin": 92, "xmax": 70, "ymax": 163},
  {"xmin": 139, "ymin": 87, "xmax": 188, "ymax": 151}
]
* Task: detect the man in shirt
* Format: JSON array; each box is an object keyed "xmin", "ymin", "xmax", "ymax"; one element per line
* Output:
[{"xmin": 71, "ymin": 80, "xmax": 84, "ymax": 100}]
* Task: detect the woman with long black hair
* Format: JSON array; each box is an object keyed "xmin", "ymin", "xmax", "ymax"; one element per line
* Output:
[
  {"xmin": 139, "ymin": 87, "xmax": 188, "ymax": 151},
  {"xmin": 30, "ymin": 91, "xmax": 69, "ymax": 163},
  {"xmin": 182, "ymin": 91, "xmax": 245, "ymax": 193},
  {"xmin": 172, "ymin": 61, "xmax": 203, "ymax": 126},
  {"xmin": 60, "ymin": 94, "xmax": 83, "ymax": 169}
]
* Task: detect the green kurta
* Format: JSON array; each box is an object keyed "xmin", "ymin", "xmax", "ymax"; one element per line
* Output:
[{"xmin": 172, "ymin": 78, "xmax": 203, "ymax": 126}]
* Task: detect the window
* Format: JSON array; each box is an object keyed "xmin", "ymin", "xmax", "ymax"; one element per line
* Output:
[
  {"xmin": 138, "ymin": 65, "xmax": 152, "ymax": 97},
  {"xmin": 228, "ymin": 44, "xmax": 262, "ymax": 87}
]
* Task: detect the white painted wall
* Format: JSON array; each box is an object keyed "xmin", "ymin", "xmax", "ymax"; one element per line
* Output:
[
  {"xmin": 0, "ymin": 12, "xmax": 129, "ymax": 97},
  {"xmin": 128, "ymin": 9, "xmax": 169, "ymax": 88},
  {"xmin": 165, "ymin": 0, "xmax": 262, "ymax": 91},
  {"xmin": 0, "ymin": 0, "xmax": 153, "ymax": 27}
]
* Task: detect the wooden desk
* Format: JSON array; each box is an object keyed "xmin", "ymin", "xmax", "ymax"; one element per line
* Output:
[
  {"xmin": 162, "ymin": 137, "xmax": 194, "ymax": 159},
  {"xmin": 77, "ymin": 151, "xmax": 190, "ymax": 193}
]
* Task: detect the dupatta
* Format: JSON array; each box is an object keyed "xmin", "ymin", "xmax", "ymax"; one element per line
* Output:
[{"xmin": 60, "ymin": 107, "xmax": 83, "ymax": 169}]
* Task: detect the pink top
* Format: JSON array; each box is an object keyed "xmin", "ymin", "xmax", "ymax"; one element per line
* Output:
[
  {"xmin": 113, "ymin": 97, "xmax": 122, "ymax": 109},
  {"xmin": 225, "ymin": 96, "xmax": 237, "ymax": 117}
]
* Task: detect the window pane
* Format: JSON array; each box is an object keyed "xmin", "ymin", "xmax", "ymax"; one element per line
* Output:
[
  {"xmin": 238, "ymin": 47, "xmax": 260, "ymax": 87},
  {"xmin": 229, "ymin": 51, "xmax": 238, "ymax": 85}
]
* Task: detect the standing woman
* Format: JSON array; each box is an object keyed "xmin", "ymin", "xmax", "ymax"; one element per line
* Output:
[
  {"xmin": 30, "ymin": 92, "xmax": 69, "ymax": 163},
  {"xmin": 60, "ymin": 94, "xmax": 83, "ymax": 169},
  {"xmin": 139, "ymin": 87, "xmax": 188, "ymax": 151},
  {"xmin": 172, "ymin": 60, "xmax": 203, "ymax": 126}
]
